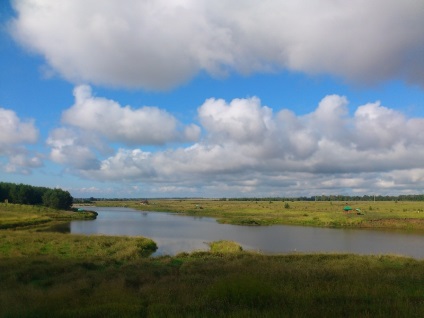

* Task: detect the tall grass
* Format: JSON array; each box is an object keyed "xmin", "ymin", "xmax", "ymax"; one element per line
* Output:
[
  {"xmin": 2, "ymin": 202, "xmax": 424, "ymax": 316},
  {"xmin": 1, "ymin": 252, "xmax": 423, "ymax": 317}
]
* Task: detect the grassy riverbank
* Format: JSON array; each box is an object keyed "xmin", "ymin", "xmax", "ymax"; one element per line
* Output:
[
  {"xmin": 96, "ymin": 199, "xmax": 424, "ymax": 231},
  {"xmin": 2, "ymin": 203, "xmax": 424, "ymax": 316},
  {"xmin": 1, "ymin": 248, "xmax": 424, "ymax": 317},
  {"xmin": 0, "ymin": 202, "xmax": 97, "ymax": 230}
]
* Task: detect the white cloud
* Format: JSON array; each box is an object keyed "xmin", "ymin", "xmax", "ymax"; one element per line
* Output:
[
  {"xmin": 47, "ymin": 85, "xmax": 200, "ymax": 174},
  {"xmin": 198, "ymin": 97, "xmax": 273, "ymax": 144},
  {"xmin": 353, "ymin": 102, "xmax": 410, "ymax": 150},
  {"xmin": 83, "ymin": 148, "xmax": 155, "ymax": 181},
  {"xmin": 4, "ymin": 153, "xmax": 42, "ymax": 174},
  {"xmin": 11, "ymin": 0, "xmax": 424, "ymax": 90},
  {"xmin": 62, "ymin": 85, "xmax": 200, "ymax": 145},
  {"xmin": 0, "ymin": 107, "xmax": 38, "ymax": 145},
  {"xmin": 63, "ymin": 94, "xmax": 424, "ymax": 197},
  {"xmin": 46, "ymin": 127, "xmax": 102, "ymax": 170},
  {"xmin": 0, "ymin": 107, "xmax": 42, "ymax": 174}
]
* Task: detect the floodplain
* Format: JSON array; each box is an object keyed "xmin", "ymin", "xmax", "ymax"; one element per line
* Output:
[
  {"xmin": 98, "ymin": 199, "xmax": 424, "ymax": 230},
  {"xmin": 1, "ymin": 201, "xmax": 424, "ymax": 317}
]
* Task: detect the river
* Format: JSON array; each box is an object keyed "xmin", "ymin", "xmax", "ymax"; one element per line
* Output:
[{"xmin": 69, "ymin": 207, "xmax": 424, "ymax": 258}]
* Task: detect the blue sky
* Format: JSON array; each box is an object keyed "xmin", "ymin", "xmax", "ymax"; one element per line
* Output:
[{"xmin": 1, "ymin": 0, "xmax": 424, "ymax": 198}]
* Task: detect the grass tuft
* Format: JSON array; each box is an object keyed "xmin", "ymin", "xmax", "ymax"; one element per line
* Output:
[{"xmin": 209, "ymin": 240, "xmax": 243, "ymax": 253}]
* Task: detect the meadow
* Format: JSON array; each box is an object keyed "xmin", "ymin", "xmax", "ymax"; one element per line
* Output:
[
  {"xmin": 1, "ymin": 202, "xmax": 424, "ymax": 316},
  {"xmin": 0, "ymin": 202, "xmax": 97, "ymax": 230},
  {"xmin": 96, "ymin": 199, "xmax": 424, "ymax": 231},
  {"xmin": 1, "ymin": 242, "xmax": 424, "ymax": 317}
]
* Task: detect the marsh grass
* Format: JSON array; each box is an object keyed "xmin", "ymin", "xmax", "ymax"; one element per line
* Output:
[
  {"xmin": 0, "ymin": 231, "xmax": 157, "ymax": 260},
  {"xmin": 98, "ymin": 199, "xmax": 424, "ymax": 231},
  {"xmin": 1, "ymin": 251, "xmax": 424, "ymax": 317},
  {"xmin": 2, "ymin": 202, "xmax": 424, "ymax": 316},
  {"xmin": 208, "ymin": 240, "xmax": 243, "ymax": 253},
  {"xmin": 0, "ymin": 203, "xmax": 97, "ymax": 229}
]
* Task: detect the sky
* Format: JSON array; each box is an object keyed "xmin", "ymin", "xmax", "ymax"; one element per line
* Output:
[{"xmin": 1, "ymin": 0, "xmax": 424, "ymax": 198}]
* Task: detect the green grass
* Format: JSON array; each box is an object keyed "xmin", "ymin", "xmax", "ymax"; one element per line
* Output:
[
  {"xmin": 97, "ymin": 199, "xmax": 424, "ymax": 231},
  {"xmin": 0, "ymin": 231, "xmax": 157, "ymax": 260},
  {"xmin": 0, "ymin": 203, "xmax": 97, "ymax": 229},
  {"xmin": 2, "ymin": 202, "xmax": 424, "ymax": 316},
  {"xmin": 1, "ymin": 251, "xmax": 424, "ymax": 317},
  {"xmin": 208, "ymin": 240, "xmax": 243, "ymax": 253}
]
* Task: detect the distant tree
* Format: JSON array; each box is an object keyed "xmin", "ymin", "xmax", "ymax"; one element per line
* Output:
[
  {"xmin": 42, "ymin": 189, "xmax": 73, "ymax": 210},
  {"xmin": 0, "ymin": 183, "xmax": 9, "ymax": 202},
  {"xmin": 18, "ymin": 184, "xmax": 36, "ymax": 204}
]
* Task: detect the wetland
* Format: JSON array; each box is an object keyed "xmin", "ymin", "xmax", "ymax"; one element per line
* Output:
[{"xmin": 2, "ymin": 201, "xmax": 424, "ymax": 316}]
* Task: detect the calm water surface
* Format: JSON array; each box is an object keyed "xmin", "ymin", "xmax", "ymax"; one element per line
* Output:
[{"xmin": 71, "ymin": 207, "xmax": 424, "ymax": 258}]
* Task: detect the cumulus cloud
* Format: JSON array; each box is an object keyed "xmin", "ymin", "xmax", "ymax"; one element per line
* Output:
[
  {"xmin": 353, "ymin": 103, "xmax": 412, "ymax": 150},
  {"xmin": 10, "ymin": 0, "xmax": 424, "ymax": 90},
  {"xmin": 47, "ymin": 85, "xmax": 200, "ymax": 171},
  {"xmin": 0, "ymin": 107, "xmax": 42, "ymax": 174},
  {"xmin": 198, "ymin": 97, "xmax": 274, "ymax": 144},
  {"xmin": 61, "ymin": 94, "xmax": 424, "ymax": 196},
  {"xmin": 0, "ymin": 107, "xmax": 38, "ymax": 145},
  {"xmin": 46, "ymin": 127, "xmax": 102, "ymax": 170},
  {"xmin": 4, "ymin": 152, "xmax": 42, "ymax": 174},
  {"xmin": 62, "ymin": 85, "xmax": 200, "ymax": 145}
]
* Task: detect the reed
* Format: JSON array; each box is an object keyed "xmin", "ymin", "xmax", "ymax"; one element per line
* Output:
[{"xmin": 1, "ymin": 251, "xmax": 423, "ymax": 317}]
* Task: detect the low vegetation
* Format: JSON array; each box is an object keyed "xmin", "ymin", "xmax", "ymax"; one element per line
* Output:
[
  {"xmin": 1, "ymin": 249, "xmax": 424, "ymax": 317},
  {"xmin": 0, "ymin": 202, "xmax": 97, "ymax": 230},
  {"xmin": 0, "ymin": 230, "xmax": 157, "ymax": 260},
  {"xmin": 208, "ymin": 240, "xmax": 243, "ymax": 253},
  {"xmin": 97, "ymin": 199, "xmax": 424, "ymax": 231},
  {"xmin": 2, "ymin": 201, "xmax": 424, "ymax": 316}
]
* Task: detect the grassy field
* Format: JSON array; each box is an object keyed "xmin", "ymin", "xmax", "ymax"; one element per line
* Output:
[
  {"xmin": 96, "ymin": 199, "xmax": 424, "ymax": 231},
  {"xmin": 1, "ymin": 247, "xmax": 424, "ymax": 317},
  {"xmin": 0, "ymin": 202, "xmax": 97, "ymax": 230},
  {"xmin": 2, "ymin": 202, "xmax": 424, "ymax": 316}
]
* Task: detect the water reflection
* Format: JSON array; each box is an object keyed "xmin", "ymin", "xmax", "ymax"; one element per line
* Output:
[
  {"xmin": 43, "ymin": 222, "xmax": 71, "ymax": 233},
  {"xmin": 70, "ymin": 207, "xmax": 424, "ymax": 258}
]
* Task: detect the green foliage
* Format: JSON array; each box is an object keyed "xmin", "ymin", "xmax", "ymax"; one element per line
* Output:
[
  {"xmin": 42, "ymin": 189, "xmax": 73, "ymax": 210},
  {"xmin": 0, "ymin": 182, "xmax": 73, "ymax": 210}
]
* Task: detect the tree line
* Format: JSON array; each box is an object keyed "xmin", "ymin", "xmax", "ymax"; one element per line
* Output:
[
  {"xmin": 223, "ymin": 194, "xmax": 424, "ymax": 202},
  {"xmin": 0, "ymin": 182, "xmax": 73, "ymax": 210}
]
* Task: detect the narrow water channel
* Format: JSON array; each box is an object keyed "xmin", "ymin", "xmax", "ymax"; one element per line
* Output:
[{"xmin": 70, "ymin": 207, "xmax": 424, "ymax": 258}]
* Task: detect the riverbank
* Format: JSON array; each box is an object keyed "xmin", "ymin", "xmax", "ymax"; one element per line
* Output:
[
  {"xmin": 1, "ymin": 204, "xmax": 424, "ymax": 316},
  {"xmin": 96, "ymin": 199, "xmax": 424, "ymax": 231},
  {"xmin": 0, "ymin": 202, "xmax": 97, "ymax": 230},
  {"xmin": 1, "ymin": 247, "xmax": 424, "ymax": 317}
]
